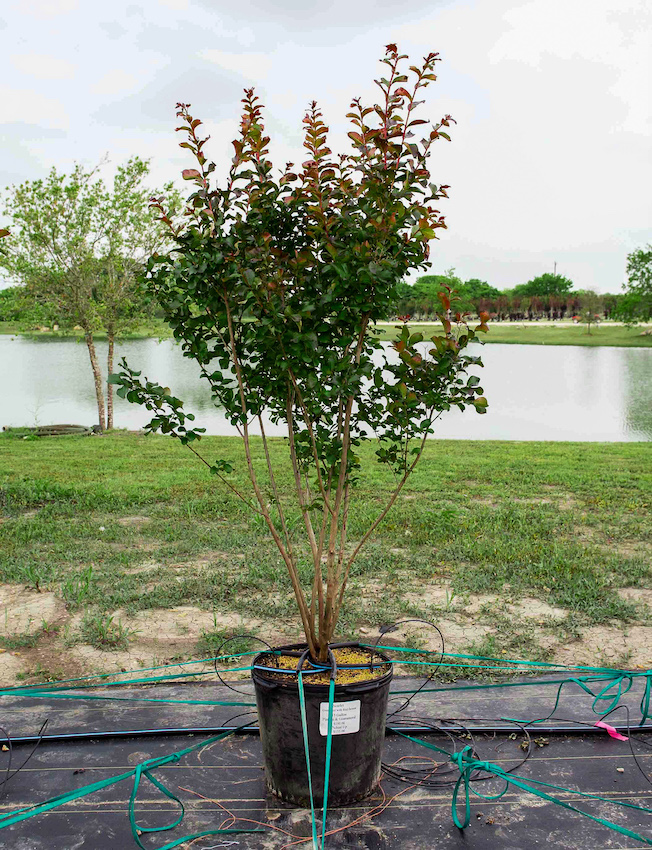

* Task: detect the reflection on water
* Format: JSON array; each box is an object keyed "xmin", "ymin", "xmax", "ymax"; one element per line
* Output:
[
  {"xmin": 1, "ymin": 335, "xmax": 650, "ymax": 441},
  {"xmin": 623, "ymin": 348, "xmax": 652, "ymax": 438}
]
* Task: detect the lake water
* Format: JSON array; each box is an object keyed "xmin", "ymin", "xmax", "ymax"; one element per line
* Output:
[{"xmin": 1, "ymin": 335, "xmax": 651, "ymax": 441}]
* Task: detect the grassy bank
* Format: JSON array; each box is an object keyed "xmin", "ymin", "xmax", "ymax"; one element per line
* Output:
[
  {"xmin": 374, "ymin": 322, "xmax": 652, "ymax": 347},
  {"xmin": 0, "ymin": 321, "xmax": 173, "ymax": 340},
  {"xmin": 2, "ymin": 320, "xmax": 651, "ymax": 347},
  {"xmin": 0, "ymin": 432, "xmax": 650, "ymax": 683}
]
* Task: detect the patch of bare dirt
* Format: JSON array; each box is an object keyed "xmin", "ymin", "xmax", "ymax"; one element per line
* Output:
[
  {"xmin": 124, "ymin": 559, "xmax": 162, "ymax": 575},
  {"xmin": 187, "ymin": 551, "xmax": 245, "ymax": 566},
  {"xmin": 465, "ymin": 593, "xmax": 500, "ymax": 614},
  {"xmin": 469, "ymin": 496, "xmax": 498, "ymax": 507},
  {"xmin": 116, "ymin": 516, "xmax": 152, "ymax": 527},
  {"xmin": 403, "ymin": 583, "xmax": 454, "ymax": 609},
  {"xmin": 617, "ymin": 588, "xmax": 652, "ymax": 608},
  {"xmin": 0, "ymin": 584, "xmax": 66, "ymax": 635},
  {"xmin": 554, "ymin": 625, "xmax": 652, "ymax": 669},
  {"xmin": 611, "ymin": 541, "xmax": 652, "ymax": 558},
  {"xmin": 0, "ymin": 651, "xmax": 28, "ymax": 683},
  {"xmin": 412, "ymin": 617, "xmax": 492, "ymax": 652},
  {"xmin": 64, "ymin": 607, "xmax": 304, "ymax": 680},
  {"xmin": 511, "ymin": 497, "xmax": 554, "ymax": 505},
  {"xmin": 507, "ymin": 598, "xmax": 567, "ymax": 620}
]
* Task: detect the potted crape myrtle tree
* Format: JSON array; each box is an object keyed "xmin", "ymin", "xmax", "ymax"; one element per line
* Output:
[{"xmin": 112, "ymin": 44, "xmax": 488, "ymax": 807}]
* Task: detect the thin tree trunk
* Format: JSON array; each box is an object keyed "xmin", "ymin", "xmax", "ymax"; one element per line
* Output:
[
  {"xmin": 84, "ymin": 328, "xmax": 106, "ymax": 431},
  {"xmin": 106, "ymin": 327, "xmax": 115, "ymax": 430}
]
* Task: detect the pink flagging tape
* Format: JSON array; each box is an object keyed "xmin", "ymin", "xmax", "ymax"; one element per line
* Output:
[{"xmin": 594, "ymin": 720, "xmax": 629, "ymax": 741}]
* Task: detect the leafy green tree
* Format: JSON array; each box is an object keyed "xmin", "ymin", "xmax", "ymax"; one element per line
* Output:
[
  {"xmin": 0, "ymin": 157, "xmax": 182, "ymax": 429},
  {"xmin": 111, "ymin": 44, "xmax": 489, "ymax": 661},
  {"xmin": 617, "ymin": 244, "xmax": 652, "ymax": 324},
  {"xmin": 458, "ymin": 278, "xmax": 500, "ymax": 313},
  {"xmin": 0, "ymin": 284, "xmax": 54, "ymax": 326},
  {"xmin": 515, "ymin": 272, "xmax": 574, "ymax": 298},
  {"xmin": 397, "ymin": 268, "xmax": 462, "ymax": 317},
  {"xmin": 413, "ymin": 268, "xmax": 462, "ymax": 299},
  {"xmin": 576, "ymin": 290, "xmax": 603, "ymax": 334}
]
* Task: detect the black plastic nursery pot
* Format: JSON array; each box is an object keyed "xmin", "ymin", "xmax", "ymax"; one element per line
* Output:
[{"xmin": 252, "ymin": 643, "xmax": 393, "ymax": 807}]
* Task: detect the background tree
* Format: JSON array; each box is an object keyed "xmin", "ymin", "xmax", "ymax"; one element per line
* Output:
[
  {"xmin": 616, "ymin": 244, "xmax": 652, "ymax": 324},
  {"xmin": 515, "ymin": 272, "xmax": 574, "ymax": 298},
  {"xmin": 458, "ymin": 278, "xmax": 500, "ymax": 314},
  {"xmin": 0, "ymin": 284, "xmax": 55, "ymax": 327},
  {"xmin": 0, "ymin": 157, "xmax": 182, "ymax": 430},
  {"xmin": 576, "ymin": 289, "xmax": 603, "ymax": 334},
  {"xmin": 396, "ymin": 268, "xmax": 462, "ymax": 317}
]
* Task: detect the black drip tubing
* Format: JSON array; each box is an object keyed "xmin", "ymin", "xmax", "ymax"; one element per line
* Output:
[{"xmin": 6, "ymin": 721, "xmax": 652, "ymax": 746}]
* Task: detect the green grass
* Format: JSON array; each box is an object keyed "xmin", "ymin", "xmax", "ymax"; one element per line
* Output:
[
  {"xmin": 0, "ymin": 321, "xmax": 173, "ymax": 340},
  {"xmin": 2, "ymin": 320, "xmax": 651, "ymax": 347},
  {"xmin": 372, "ymin": 322, "xmax": 652, "ymax": 347},
  {"xmin": 0, "ymin": 432, "xmax": 649, "ymax": 654}
]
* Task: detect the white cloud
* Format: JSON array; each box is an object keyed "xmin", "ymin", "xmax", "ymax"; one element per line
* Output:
[
  {"xmin": 0, "ymin": 0, "xmax": 648, "ymax": 293},
  {"xmin": 3, "ymin": 87, "xmax": 69, "ymax": 130},
  {"xmin": 488, "ymin": 0, "xmax": 651, "ymax": 133},
  {"xmin": 13, "ymin": 0, "xmax": 78, "ymax": 18},
  {"xmin": 10, "ymin": 52, "xmax": 76, "ymax": 80},
  {"xmin": 198, "ymin": 49, "xmax": 273, "ymax": 80},
  {"xmin": 90, "ymin": 69, "xmax": 140, "ymax": 97}
]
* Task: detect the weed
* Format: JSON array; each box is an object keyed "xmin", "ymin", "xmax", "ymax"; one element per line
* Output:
[
  {"xmin": 0, "ymin": 623, "xmax": 57, "ymax": 651},
  {"xmin": 61, "ymin": 565, "xmax": 94, "ymax": 608},
  {"xmin": 197, "ymin": 614, "xmax": 259, "ymax": 660},
  {"xmin": 79, "ymin": 610, "xmax": 134, "ymax": 651}
]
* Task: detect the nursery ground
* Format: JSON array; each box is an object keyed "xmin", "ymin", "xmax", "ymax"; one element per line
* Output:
[{"xmin": 0, "ymin": 432, "xmax": 650, "ymax": 685}]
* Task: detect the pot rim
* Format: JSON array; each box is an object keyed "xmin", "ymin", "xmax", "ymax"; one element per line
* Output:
[{"xmin": 251, "ymin": 641, "xmax": 393, "ymax": 693}]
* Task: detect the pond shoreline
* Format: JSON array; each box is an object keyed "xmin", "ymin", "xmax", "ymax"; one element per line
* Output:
[
  {"xmin": 1, "ymin": 321, "xmax": 651, "ymax": 348},
  {"xmin": 1, "ymin": 338, "xmax": 650, "ymax": 440}
]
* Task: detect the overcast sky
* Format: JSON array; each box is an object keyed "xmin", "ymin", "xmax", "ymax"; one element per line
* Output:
[{"xmin": 2, "ymin": 0, "xmax": 650, "ymax": 293}]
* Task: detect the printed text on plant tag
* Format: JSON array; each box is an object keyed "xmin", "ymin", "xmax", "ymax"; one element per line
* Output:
[{"xmin": 319, "ymin": 700, "xmax": 361, "ymax": 736}]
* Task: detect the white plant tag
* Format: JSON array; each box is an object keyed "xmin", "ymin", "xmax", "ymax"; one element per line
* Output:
[{"xmin": 319, "ymin": 699, "xmax": 361, "ymax": 736}]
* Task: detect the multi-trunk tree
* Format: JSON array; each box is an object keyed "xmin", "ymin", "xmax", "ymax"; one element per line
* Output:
[
  {"xmin": 0, "ymin": 156, "xmax": 182, "ymax": 430},
  {"xmin": 111, "ymin": 44, "xmax": 489, "ymax": 662}
]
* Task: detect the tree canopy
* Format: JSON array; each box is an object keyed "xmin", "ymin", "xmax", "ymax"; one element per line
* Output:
[
  {"xmin": 0, "ymin": 156, "xmax": 182, "ymax": 429},
  {"xmin": 513, "ymin": 272, "xmax": 574, "ymax": 298},
  {"xmin": 617, "ymin": 244, "xmax": 652, "ymax": 323},
  {"xmin": 111, "ymin": 45, "xmax": 489, "ymax": 660}
]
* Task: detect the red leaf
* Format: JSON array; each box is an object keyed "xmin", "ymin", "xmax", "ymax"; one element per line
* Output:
[
  {"xmin": 394, "ymin": 87, "xmax": 411, "ymax": 98},
  {"xmin": 182, "ymin": 169, "xmax": 202, "ymax": 180},
  {"xmin": 437, "ymin": 291, "xmax": 450, "ymax": 311},
  {"xmin": 0, "ymin": 229, "xmax": 9, "ymax": 238}
]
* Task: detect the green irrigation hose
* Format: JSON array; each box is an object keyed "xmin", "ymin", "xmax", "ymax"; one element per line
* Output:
[
  {"xmin": 0, "ymin": 725, "xmax": 263, "ymax": 847},
  {"xmin": 0, "ymin": 645, "xmax": 651, "ymax": 847}
]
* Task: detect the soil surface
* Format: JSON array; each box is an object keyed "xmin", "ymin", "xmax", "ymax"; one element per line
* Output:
[{"xmin": 1, "ymin": 580, "xmax": 650, "ymax": 687}]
